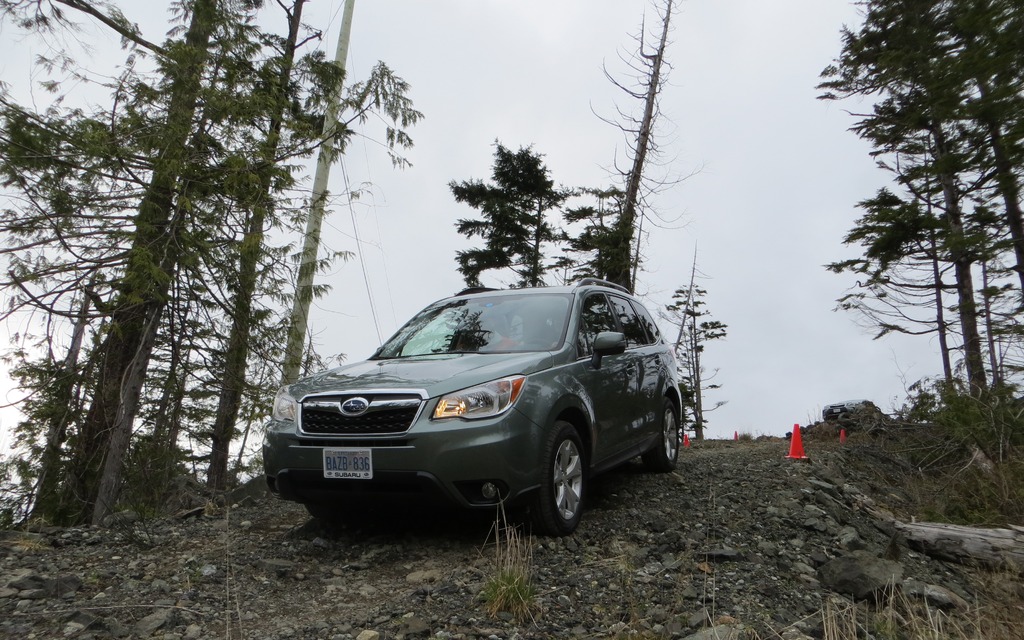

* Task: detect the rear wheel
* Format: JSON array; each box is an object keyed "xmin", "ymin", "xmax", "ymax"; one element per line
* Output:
[
  {"xmin": 530, "ymin": 421, "xmax": 586, "ymax": 536},
  {"xmin": 642, "ymin": 399, "xmax": 679, "ymax": 472}
]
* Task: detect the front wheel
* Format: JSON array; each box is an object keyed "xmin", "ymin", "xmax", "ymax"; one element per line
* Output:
[
  {"xmin": 642, "ymin": 399, "xmax": 679, "ymax": 472},
  {"xmin": 530, "ymin": 421, "xmax": 586, "ymax": 536}
]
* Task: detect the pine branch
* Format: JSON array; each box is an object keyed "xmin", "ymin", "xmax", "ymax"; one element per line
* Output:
[{"xmin": 55, "ymin": 0, "xmax": 167, "ymax": 56}]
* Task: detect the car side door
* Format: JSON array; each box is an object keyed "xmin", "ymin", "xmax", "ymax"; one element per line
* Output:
[
  {"xmin": 573, "ymin": 292, "xmax": 635, "ymax": 463},
  {"xmin": 608, "ymin": 294, "xmax": 666, "ymax": 448}
]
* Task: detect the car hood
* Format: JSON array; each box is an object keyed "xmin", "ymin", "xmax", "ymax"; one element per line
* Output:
[{"xmin": 288, "ymin": 352, "xmax": 555, "ymax": 399}]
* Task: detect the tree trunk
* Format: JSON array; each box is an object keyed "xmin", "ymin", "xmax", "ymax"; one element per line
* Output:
[
  {"xmin": 91, "ymin": 304, "xmax": 163, "ymax": 524},
  {"xmin": 605, "ymin": 0, "xmax": 674, "ymax": 292},
  {"xmin": 893, "ymin": 521, "xmax": 1024, "ymax": 571},
  {"xmin": 976, "ymin": 79, "xmax": 1024, "ymax": 300},
  {"xmin": 529, "ymin": 199, "xmax": 543, "ymax": 287},
  {"xmin": 30, "ymin": 289, "xmax": 91, "ymax": 521},
  {"xmin": 931, "ymin": 126, "xmax": 987, "ymax": 392},
  {"xmin": 929, "ymin": 232, "xmax": 953, "ymax": 383},
  {"xmin": 207, "ymin": 0, "xmax": 305, "ymax": 492},
  {"xmin": 981, "ymin": 261, "xmax": 1002, "ymax": 386},
  {"xmin": 151, "ymin": 295, "xmax": 187, "ymax": 491},
  {"xmin": 689, "ymin": 316, "xmax": 705, "ymax": 440},
  {"xmin": 67, "ymin": 0, "xmax": 220, "ymax": 526}
]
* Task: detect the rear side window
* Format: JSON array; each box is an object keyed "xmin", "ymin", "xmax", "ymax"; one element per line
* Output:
[
  {"xmin": 576, "ymin": 294, "xmax": 618, "ymax": 357},
  {"xmin": 609, "ymin": 295, "xmax": 649, "ymax": 348},
  {"xmin": 631, "ymin": 299, "xmax": 661, "ymax": 343}
]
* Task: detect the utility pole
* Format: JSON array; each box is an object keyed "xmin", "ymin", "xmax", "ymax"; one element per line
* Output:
[{"xmin": 282, "ymin": 0, "xmax": 356, "ymax": 384}]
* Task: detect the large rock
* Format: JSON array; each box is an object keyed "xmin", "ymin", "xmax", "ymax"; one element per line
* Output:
[
  {"xmin": 228, "ymin": 475, "xmax": 269, "ymax": 505},
  {"xmin": 5, "ymin": 570, "xmax": 82, "ymax": 598},
  {"xmin": 817, "ymin": 551, "xmax": 903, "ymax": 600}
]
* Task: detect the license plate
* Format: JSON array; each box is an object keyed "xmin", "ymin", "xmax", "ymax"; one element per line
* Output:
[{"xmin": 322, "ymin": 448, "xmax": 373, "ymax": 479}]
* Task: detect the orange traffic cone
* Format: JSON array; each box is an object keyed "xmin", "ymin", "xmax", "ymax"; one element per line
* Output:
[
  {"xmin": 787, "ymin": 423, "xmax": 808, "ymax": 460},
  {"xmin": 683, "ymin": 433, "xmax": 691, "ymax": 448},
  {"xmin": 839, "ymin": 428, "xmax": 847, "ymax": 444},
  {"xmin": 734, "ymin": 430, "xmax": 739, "ymax": 441}
]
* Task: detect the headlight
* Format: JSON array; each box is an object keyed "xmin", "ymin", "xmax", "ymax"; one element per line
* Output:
[
  {"xmin": 272, "ymin": 386, "xmax": 298, "ymax": 422},
  {"xmin": 433, "ymin": 376, "xmax": 526, "ymax": 420}
]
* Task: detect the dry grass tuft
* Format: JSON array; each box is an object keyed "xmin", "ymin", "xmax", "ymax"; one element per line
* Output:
[
  {"xmin": 811, "ymin": 583, "xmax": 1024, "ymax": 640},
  {"xmin": 482, "ymin": 505, "xmax": 536, "ymax": 622},
  {"xmin": 6, "ymin": 533, "xmax": 49, "ymax": 552}
]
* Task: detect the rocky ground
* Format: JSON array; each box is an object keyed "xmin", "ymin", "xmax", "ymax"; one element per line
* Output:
[{"xmin": 1, "ymin": 435, "xmax": 1022, "ymax": 640}]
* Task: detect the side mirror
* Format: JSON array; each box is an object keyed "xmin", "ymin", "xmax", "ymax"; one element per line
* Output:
[{"xmin": 590, "ymin": 331, "xmax": 626, "ymax": 369}]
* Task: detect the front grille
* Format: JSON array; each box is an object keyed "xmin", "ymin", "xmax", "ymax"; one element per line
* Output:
[{"xmin": 299, "ymin": 393, "xmax": 422, "ymax": 436}]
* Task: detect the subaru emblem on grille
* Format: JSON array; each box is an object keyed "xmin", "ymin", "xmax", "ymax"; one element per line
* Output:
[{"xmin": 340, "ymin": 397, "xmax": 370, "ymax": 416}]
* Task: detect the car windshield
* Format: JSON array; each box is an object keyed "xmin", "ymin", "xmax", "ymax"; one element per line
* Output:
[{"xmin": 374, "ymin": 293, "xmax": 571, "ymax": 358}]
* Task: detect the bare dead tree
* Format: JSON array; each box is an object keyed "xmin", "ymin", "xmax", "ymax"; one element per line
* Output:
[{"xmin": 598, "ymin": 0, "xmax": 680, "ymax": 292}]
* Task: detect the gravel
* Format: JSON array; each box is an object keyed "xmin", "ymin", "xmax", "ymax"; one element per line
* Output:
[{"xmin": 0, "ymin": 438, "xmax": 1004, "ymax": 639}]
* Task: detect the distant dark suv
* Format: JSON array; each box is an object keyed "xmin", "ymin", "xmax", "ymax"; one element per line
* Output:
[
  {"xmin": 263, "ymin": 279, "xmax": 682, "ymax": 535},
  {"xmin": 822, "ymin": 399, "xmax": 877, "ymax": 422}
]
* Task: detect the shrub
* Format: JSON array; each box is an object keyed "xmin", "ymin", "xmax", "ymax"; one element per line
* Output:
[{"xmin": 900, "ymin": 380, "xmax": 1024, "ymax": 524}]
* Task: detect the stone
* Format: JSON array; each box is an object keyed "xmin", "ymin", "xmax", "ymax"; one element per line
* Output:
[
  {"xmin": 808, "ymin": 550, "xmax": 830, "ymax": 567},
  {"xmin": 258, "ymin": 559, "xmax": 295, "ymax": 577},
  {"xmin": 406, "ymin": 569, "xmax": 441, "ymax": 583},
  {"xmin": 838, "ymin": 526, "xmax": 867, "ymax": 551},
  {"xmin": 135, "ymin": 608, "xmax": 177, "ymax": 637},
  {"xmin": 703, "ymin": 548, "xmax": 743, "ymax": 562},
  {"xmin": 397, "ymin": 615, "xmax": 430, "ymax": 637},
  {"xmin": 52, "ymin": 574, "xmax": 83, "ymax": 597},
  {"xmin": 817, "ymin": 551, "xmax": 903, "ymax": 600},
  {"xmin": 102, "ymin": 510, "xmax": 141, "ymax": 528},
  {"xmin": 802, "ymin": 518, "xmax": 828, "ymax": 532},
  {"xmin": 791, "ymin": 561, "xmax": 816, "ymax": 576},
  {"xmin": 63, "ymin": 609, "xmax": 104, "ymax": 631},
  {"xmin": 903, "ymin": 579, "xmax": 969, "ymax": 610},
  {"xmin": 688, "ymin": 607, "xmax": 710, "ymax": 628},
  {"xmin": 808, "ymin": 478, "xmax": 839, "ymax": 497},
  {"xmin": 7, "ymin": 570, "xmax": 46, "ymax": 591},
  {"xmin": 682, "ymin": 625, "xmax": 742, "ymax": 640},
  {"xmin": 228, "ymin": 476, "xmax": 269, "ymax": 504}
]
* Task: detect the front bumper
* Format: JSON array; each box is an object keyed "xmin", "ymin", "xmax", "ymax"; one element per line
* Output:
[{"xmin": 262, "ymin": 409, "xmax": 542, "ymax": 509}]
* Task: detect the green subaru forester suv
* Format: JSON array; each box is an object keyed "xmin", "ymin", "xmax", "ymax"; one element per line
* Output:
[{"xmin": 263, "ymin": 278, "xmax": 681, "ymax": 535}]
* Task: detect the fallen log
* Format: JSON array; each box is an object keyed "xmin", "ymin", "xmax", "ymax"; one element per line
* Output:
[{"xmin": 893, "ymin": 521, "xmax": 1024, "ymax": 572}]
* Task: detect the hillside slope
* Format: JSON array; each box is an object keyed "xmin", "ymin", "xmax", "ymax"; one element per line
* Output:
[{"xmin": 1, "ymin": 438, "xmax": 1021, "ymax": 639}]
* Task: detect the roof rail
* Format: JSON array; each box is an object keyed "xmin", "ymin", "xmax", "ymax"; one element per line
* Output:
[
  {"xmin": 573, "ymin": 278, "xmax": 630, "ymax": 294},
  {"xmin": 454, "ymin": 286, "xmax": 498, "ymax": 296}
]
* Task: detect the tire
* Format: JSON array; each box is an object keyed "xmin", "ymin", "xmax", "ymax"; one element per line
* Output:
[
  {"xmin": 641, "ymin": 399, "xmax": 679, "ymax": 472},
  {"xmin": 530, "ymin": 421, "xmax": 586, "ymax": 536}
]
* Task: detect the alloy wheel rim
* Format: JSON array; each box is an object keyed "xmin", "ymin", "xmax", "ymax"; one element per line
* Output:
[
  {"xmin": 663, "ymin": 407, "xmax": 678, "ymax": 459},
  {"xmin": 553, "ymin": 439, "xmax": 583, "ymax": 520}
]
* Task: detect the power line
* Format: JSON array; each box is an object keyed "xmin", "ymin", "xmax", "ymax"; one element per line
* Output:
[{"xmin": 340, "ymin": 157, "xmax": 383, "ymax": 344}]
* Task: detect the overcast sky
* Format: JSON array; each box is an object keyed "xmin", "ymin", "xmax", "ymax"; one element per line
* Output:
[{"xmin": 0, "ymin": 0, "xmax": 945, "ymax": 444}]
